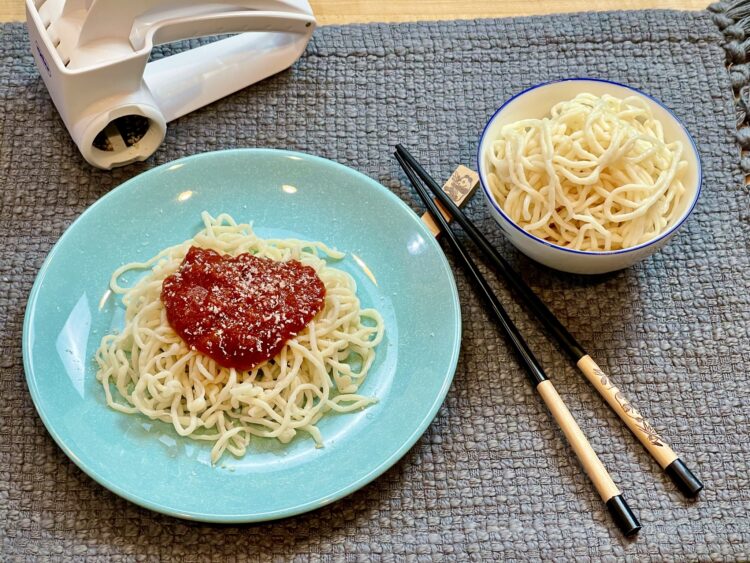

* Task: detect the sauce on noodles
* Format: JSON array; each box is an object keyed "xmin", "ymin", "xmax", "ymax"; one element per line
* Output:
[
  {"xmin": 95, "ymin": 213, "xmax": 384, "ymax": 463},
  {"xmin": 161, "ymin": 246, "xmax": 326, "ymax": 371}
]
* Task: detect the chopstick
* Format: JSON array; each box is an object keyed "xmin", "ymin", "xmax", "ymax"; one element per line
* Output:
[
  {"xmin": 394, "ymin": 151, "xmax": 641, "ymax": 537},
  {"xmin": 395, "ymin": 144, "xmax": 703, "ymax": 499}
]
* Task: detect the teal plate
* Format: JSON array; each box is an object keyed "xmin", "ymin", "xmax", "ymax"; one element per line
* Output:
[{"xmin": 22, "ymin": 149, "xmax": 461, "ymax": 523}]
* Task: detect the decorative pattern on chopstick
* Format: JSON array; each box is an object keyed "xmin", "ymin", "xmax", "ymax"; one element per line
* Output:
[{"xmin": 578, "ymin": 356, "xmax": 677, "ymax": 466}]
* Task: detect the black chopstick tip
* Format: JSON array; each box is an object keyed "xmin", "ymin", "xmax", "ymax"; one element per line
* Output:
[
  {"xmin": 606, "ymin": 495, "xmax": 641, "ymax": 537},
  {"xmin": 665, "ymin": 458, "xmax": 703, "ymax": 498}
]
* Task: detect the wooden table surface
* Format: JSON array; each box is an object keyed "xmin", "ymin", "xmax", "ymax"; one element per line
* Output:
[{"xmin": 1, "ymin": 0, "xmax": 705, "ymax": 24}]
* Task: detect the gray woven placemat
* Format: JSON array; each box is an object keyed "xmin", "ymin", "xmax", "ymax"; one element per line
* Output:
[{"xmin": 2, "ymin": 6, "xmax": 749, "ymax": 561}]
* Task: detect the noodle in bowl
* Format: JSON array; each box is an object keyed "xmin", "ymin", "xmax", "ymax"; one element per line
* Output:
[{"xmin": 478, "ymin": 79, "xmax": 701, "ymax": 274}]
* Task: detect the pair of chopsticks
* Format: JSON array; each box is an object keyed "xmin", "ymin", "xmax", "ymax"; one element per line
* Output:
[{"xmin": 395, "ymin": 144, "xmax": 703, "ymax": 536}]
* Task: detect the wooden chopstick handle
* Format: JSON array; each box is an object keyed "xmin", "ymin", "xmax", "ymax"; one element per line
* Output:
[
  {"xmin": 577, "ymin": 355, "xmax": 703, "ymax": 496},
  {"xmin": 536, "ymin": 380, "xmax": 641, "ymax": 536},
  {"xmin": 577, "ymin": 355, "xmax": 675, "ymax": 467},
  {"xmin": 537, "ymin": 380, "xmax": 620, "ymax": 502}
]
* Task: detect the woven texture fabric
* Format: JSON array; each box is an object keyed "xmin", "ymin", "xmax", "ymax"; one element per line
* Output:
[{"xmin": 1, "ymin": 9, "xmax": 749, "ymax": 561}]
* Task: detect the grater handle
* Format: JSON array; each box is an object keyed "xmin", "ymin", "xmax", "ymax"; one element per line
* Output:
[
  {"xmin": 131, "ymin": 10, "xmax": 315, "ymax": 50},
  {"xmin": 143, "ymin": 12, "xmax": 315, "ymax": 122}
]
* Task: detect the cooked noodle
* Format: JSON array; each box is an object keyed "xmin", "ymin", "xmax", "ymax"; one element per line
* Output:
[
  {"xmin": 95, "ymin": 212, "xmax": 384, "ymax": 463},
  {"xmin": 486, "ymin": 93, "xmax": 688, "ymax": 251}
]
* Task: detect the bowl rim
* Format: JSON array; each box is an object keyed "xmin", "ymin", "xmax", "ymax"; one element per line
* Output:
[{"xmin": 476, "ymin": 77, "xmax": 703, "ymax": 256}]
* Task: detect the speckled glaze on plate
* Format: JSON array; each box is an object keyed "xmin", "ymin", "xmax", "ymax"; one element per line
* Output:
[{"xmin": 22, "ymin": 149, "xmax": 461, "ymax": 523}]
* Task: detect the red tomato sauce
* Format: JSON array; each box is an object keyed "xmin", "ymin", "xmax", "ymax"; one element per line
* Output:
[{"xmin": 161, "ymin": 246, "xmax": 326, "ymax": 370}]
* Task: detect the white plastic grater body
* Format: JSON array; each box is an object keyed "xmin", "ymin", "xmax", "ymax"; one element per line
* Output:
[{"xmin": 26, "ymin": 0, "xmax": 316, "ymax": 169}]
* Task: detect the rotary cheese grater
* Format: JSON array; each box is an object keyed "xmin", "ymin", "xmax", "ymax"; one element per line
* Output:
[{"xmin": 26, "ymin": 0, "xmax": 316, "ymax": 169}]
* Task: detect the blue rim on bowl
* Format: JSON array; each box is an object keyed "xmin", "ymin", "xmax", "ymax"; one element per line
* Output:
[{"xmin": 476, "ymin": 78, "xmax": 702, "ymax": 256}]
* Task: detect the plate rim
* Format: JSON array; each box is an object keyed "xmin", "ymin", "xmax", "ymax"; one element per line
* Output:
[{"xmin": 22, "ymin": 148, "xmax": 462, "ymax": 523}]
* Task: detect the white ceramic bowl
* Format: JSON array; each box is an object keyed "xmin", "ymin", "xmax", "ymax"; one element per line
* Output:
[{"xmin": 477, "ymin": 78, "xmax": 701, "ymax": 275}]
